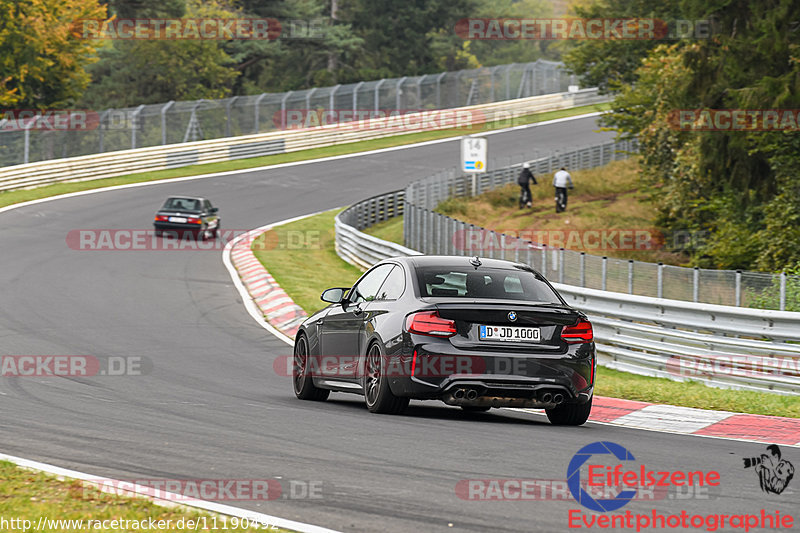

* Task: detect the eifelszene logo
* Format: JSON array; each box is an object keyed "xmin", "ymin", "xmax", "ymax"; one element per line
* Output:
[{"xmin": 743, "ymin": 444, "xmax": 794, "ymax": 495}]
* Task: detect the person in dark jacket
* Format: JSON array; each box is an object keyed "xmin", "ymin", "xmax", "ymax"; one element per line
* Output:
[{"xmin": 517, "ymin": 162, "xmax": 537, "ymax": 208}]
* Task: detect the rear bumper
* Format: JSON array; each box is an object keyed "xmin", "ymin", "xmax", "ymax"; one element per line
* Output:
[
  {"xmin": 154, "ymin": 222, "xmax": 205, "ymax": 232},
  {"xmin": 389, "ymin": 334, "xmax": 595, "ymax": 408}
]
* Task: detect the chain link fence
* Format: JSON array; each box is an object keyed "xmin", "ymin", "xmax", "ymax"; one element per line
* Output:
[
  {"xmin": 402, "ymin": 140, "xmax": 799, "ymax": 311},
  {"xmin": 0, "ymin": 60, "xmax": 574, "ymax": 168}
]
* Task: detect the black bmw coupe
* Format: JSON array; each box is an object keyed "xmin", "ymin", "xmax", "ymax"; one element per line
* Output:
[{"xmin": 293, "ymin": 255, "xmax": 595, "ymax": 425}]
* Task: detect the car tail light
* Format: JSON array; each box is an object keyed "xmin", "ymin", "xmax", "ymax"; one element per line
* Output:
[
  {"xmin": 405, "ymin": 311, "xmax": 456, "ymax": 338},
  {"xmin": 154, "ymin": 215, "xmax": 169, "ymax": 222},
  {"xmin": 187, "ymin": 216, "xmax": 202, "ymax": 224},
  {"xmin": 561, "ymin": 320, "xmax": 593, "ymax": 343}
]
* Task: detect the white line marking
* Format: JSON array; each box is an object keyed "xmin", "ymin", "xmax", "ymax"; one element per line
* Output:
[{"xmin": 0, "ymin": 452, "xmax": 341, "ymax": 533}]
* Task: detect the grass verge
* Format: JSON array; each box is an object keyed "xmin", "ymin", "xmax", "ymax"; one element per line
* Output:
[
  {"xmin": 0, "ymin": 461, "xmax": 292, "ymax": 532},
  {"xmin": 0, "ymin": 103, "xmax": 609, "ymax": 210},
  {"xmin": 433, "ymin": 157, "xmax": 689, "ymax": 265},
  {"xmin": 254, "ymin": 209, "xmax": 800, "ymax": 418}
]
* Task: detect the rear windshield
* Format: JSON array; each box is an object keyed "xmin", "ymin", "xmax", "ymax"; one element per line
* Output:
[
  {"xmin": 415, "ymin": 266, "xmax": 562, "ymax": 303},
  {"xmin": 163, "ymin": 198, "xmax": 201, "ymax": 211}
]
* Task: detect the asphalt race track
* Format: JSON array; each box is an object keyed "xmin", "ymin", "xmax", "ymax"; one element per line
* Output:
[{"xmin": 1, "ymin": 116, "xmax": 796, "ymax": 532}]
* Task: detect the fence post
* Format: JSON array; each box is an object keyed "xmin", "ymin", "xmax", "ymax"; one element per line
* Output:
[
  {"xmin": 559, "ymin": 248, "xmax": 565, "ymax": 283},
  {"xmin": 657, "ymin": 263, "xmax": 664, "ymax": 299},
  {"xmin": 224, "ymin": 97, "xmax": 236, "ymax": 137},
  {"xmin": 735, "ymin": 270, "xmax": 742, "ymax": 307},
  {"xmin": 541, "ymin": 245, "xmax": 547, "ymax": 276},
  {"xmin": 396, "ymin": 77, "xmax": 407, "ymax": 110},
  {"xmin": 374, "ymin": 79, "xmax": 386, "ymax": 112},
  {"xmin": 330, "ymin": 84, "xmax": 341, "ymax": 112},
  {"xmin": 601, "ymin": 256, "xmax": 607, "ymax": 291},
  {"xmin": 780, "ymin": 272, "xmax": 787, "ymax": 311},
  {"xmin": 435, "ymin": 72, "xmax": 447, "ymax": 108},
  {"xmin": 161, "ymin": 101, "xmax": 175, "ymax": 144},
  {"xmin": 526, "ymin": 246, "xmax": 532, "ymax": 268},
  {"xmin": 257, "ymin": 93, "xmax": 270, "ymax": 133},
  {"xmin": 131, "ymin": 104, "xmax": 145, "ymax": 149},
  {"xmin": 353, "ymin": 81, "xmax": 364, "ymax": 112},
  {"xmin": 628, "ymin": 260, "xmax": 634, "ymax": 294},
  {"xmin": 23, "ymin": 121, "xmax": 31, "ymax": 164},
  {"xmin": 693, "ymin": 267, "xmax": 699, "ymax": 303},
  {"xmin": 580, "ymin": 252, "xmax": 586, "ymax": 287}
]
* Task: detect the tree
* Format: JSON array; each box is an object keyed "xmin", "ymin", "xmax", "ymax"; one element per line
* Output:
[
  {"xmin": 596, "ymin": 0, "xmax": 800, "ymax": 270},
  {"xmin": 81, "ymin": 0, "xmax": 239, "ymax": 107},
  {"xmin": 0, "ymin": 0, "xmax": 107, "ymax": 108}
]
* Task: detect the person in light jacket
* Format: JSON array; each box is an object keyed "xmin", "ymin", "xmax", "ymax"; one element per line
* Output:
[{"xmin": 553, "ymin": 167, "xmax": 573, "ymax": 213}]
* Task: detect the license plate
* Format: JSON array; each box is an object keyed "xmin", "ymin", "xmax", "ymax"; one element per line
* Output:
[
  {"xmin": 479, "ymin": 325, "xmax": 540, "ymax": 342},
  {"xmin": 168, "ymin": 216, "xmax": 187, "ymax": 223}
]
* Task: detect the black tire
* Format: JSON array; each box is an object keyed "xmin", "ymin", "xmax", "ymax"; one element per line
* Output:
[
  {"xmin": 293, "ymin": 334, "xmax": 329, "ymax": 401},
  {"xmin": 154, "ymin": 229, "xmax": 162, "ymax": 237},
  {"xmin": 461, "ymin": 406, "xmax": 491, "ymax": 412},
  {"xmin": 546, "ymin": 397, "xmax": 592, "ymax": 426},
  {"xmin": 363, "ymin": 343, "xmax": 408, "ymax": 414}
]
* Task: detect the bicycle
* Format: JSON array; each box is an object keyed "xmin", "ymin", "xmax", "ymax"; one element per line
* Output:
[{"xmin": 519, "ymin": 186, "xmax": 532, "ymax": 209}]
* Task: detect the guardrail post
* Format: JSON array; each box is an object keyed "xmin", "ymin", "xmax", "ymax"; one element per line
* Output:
[
  {"xmin": 559, "ymin": 248, "xmax": 565, "ymax": 283},
  {"xmin": 161, "ymin": 101, "xmax": 175, "ymax": 144},
  {"xmin": 514, "ymin": 238, "xmax": 519, "ymax": 263},
  {"xmin": 693, "ymin": 267, "xmax": 700, "ymax": 303},
  {"xmin": 580, "ymin": 252, "xmax": 586, "ymax": 287},
  {"xmin": 780, "ymin": 272, "xmax": 787, "ymax": 311},
  {"xmin": 601, "ymin": 256, "xmax": 607, "ymax": 291},
  {"xmin": 657, "ymin": 262, "xmax": 664, "ymax": 298},
  {"xmin": 735, "ymin": 270, "xmax": 742, "ymax": 307},
  {"xmin": 628, "ymin": 260, "xmax": 634, "ymax": 294},
  {"xmin": 526, "ymin": 245, "xmax": 532, "ymax": 268}
]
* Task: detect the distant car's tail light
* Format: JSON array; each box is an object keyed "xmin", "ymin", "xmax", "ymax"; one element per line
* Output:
[
  {"xmin": 154, "ymin": 215, "xmax": 169, "ymax": 222},
  {"xmin": 186, "ymin": 216, "xmax": 202, "ymax": 224},
  {"xmin": 561, "ymin": 320, "xmax": 593, "ymax": 343},
  {"xmin": 405, "ymin": 311, "xmax": 456, "ymax": 338}
]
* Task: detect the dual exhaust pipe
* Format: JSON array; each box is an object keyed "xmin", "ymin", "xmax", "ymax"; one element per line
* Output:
[
  {"xmin": 453, "ymin": 388, "xmax": 479, "ymax": 401},
  {"xmin": 539, "ymin": 391, "xmax": 565, "ymax": 404}
]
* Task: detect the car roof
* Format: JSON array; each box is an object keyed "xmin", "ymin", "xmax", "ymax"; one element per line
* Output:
[{"xmin": 165, "ymin": 196, "xmax": 207, "ymax": 201}]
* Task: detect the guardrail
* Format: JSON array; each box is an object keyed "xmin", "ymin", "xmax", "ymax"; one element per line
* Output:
[
  {"xmin": 334, "ymin": 152, "xmax": 800, "ymax": 395},
  {"xmin": 0, "ymin": 89, "xmax": 606, "ymax": 193}
]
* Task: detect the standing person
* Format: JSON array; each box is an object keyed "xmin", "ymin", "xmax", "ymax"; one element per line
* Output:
[
  {"xmin": 553, "ymin": 167, "xmax": 573, "ymax": 213},
  {"xmin": 517, "ymin": 162, "xmax": 537, "ymax": 208}
]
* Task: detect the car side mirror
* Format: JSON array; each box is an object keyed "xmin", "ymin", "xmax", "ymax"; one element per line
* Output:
[
  {"xmin": 321, "ymin": 287, "xmax": 346, "ymax": 304},
  {"xmin": 210, "ymin": 207, "xmax": 219, "ymax": 214}
]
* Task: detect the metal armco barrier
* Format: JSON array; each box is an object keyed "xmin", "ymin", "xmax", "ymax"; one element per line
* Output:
[
  {"xmin": 0, "ymin": 89, "xmax": 606, "ymax": 193},
  {"xmin": 334, "ymin": 146, "xmax": 800, "ymax": 395}
]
